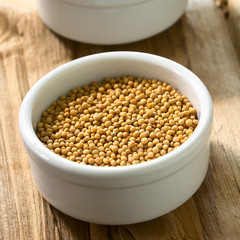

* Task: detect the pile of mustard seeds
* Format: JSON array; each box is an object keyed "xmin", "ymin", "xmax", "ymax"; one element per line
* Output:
[{"xmin": 36, "ymin": 76, "xmax": 198, "ymax": 167}]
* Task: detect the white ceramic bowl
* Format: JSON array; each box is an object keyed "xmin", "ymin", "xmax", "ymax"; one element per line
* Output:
[
  {"xmin": 36, "ymin": 0, "xmax": 188, "ymax": 45},
  {"xmin": 19, "ymin": 52, "xmax": 213, "ymax": 225}
]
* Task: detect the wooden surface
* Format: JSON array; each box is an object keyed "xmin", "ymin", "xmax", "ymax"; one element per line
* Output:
[{"xmin": 0, "ymin": 0, "xmax": 239, "ymax": 239}]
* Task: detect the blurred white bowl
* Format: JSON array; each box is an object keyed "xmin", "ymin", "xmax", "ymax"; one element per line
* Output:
[
  {"xmin": 36, "ymin": 0, "xmax": 188, "ymax": 44},
  {"xmin": 19, "ymin": 52, "xmax": 213, "ymax": 224}
]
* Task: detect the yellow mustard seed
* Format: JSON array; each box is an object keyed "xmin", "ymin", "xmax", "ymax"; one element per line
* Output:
[
  {"xmin": 185, "ymin": 119, "xmax": 193, "ymax": 127},
  {"xmin": 37, "ymin": 76, "xmax": 198, "ymax": 167},
  {"xmin": 141, "ymin": 137, "xmax": 148, "ymax": 145}
]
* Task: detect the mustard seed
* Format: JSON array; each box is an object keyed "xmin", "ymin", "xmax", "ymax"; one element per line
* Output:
[
  {"xmin": 141, "ymin": 137, "xmax": 148, "ymax": 145},
  {"xmin": 37, "ymin": 76, "xmax": 198, "ymax": 167},
  {"xmin": 185, "ymin": 119, "xmax": 193, "ymax": 127}
]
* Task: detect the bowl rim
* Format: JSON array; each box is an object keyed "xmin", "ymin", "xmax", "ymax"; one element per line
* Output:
[
  {"xmin": 59, "ymin": 0, "xmax": 150, "ymax": 9},
  {"xmin": 19, "ymin": 51, "xmax": 213, "ymax": 181}
]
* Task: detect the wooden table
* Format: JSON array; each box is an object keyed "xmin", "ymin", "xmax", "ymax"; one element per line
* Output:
[{"xmin": 0, "ymin": 0, "xmax": 239, "ymax": 239}]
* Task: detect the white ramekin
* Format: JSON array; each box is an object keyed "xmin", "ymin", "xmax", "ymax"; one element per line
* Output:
[
  {"xmin": 19, "ymin": 52, "xmax": 213, "ymax": 225},
  {"xmin": 36, "ymin": 0, "xmax": 188, "ymax": 45}
]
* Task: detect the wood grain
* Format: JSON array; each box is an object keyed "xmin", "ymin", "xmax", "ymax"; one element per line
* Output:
[
  {"xmin": 228, "ymin": 0, "xmax": 240, "ymax": 62},
  {"xmin": 0, "ymin": 0, "xmax": 239, "ymax": 239}
]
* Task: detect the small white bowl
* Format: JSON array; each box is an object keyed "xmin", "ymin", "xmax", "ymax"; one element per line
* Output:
[
  {"xmin": 36, "ymin": 0, "xmax": 188, "ymax": 45},
  {"xmin": 19, "ymin": 52, "xmax": 213, "ymax": 225}
]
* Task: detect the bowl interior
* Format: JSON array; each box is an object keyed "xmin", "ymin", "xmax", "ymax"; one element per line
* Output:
[{"xmin": 31, "ymin": 54, "xmax": 201, "ymax": 131}]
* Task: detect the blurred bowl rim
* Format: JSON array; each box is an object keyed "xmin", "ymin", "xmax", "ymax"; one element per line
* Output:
[{"xmin": 59, "ymin": 0, "xmax": 150, "ymax": 8}]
